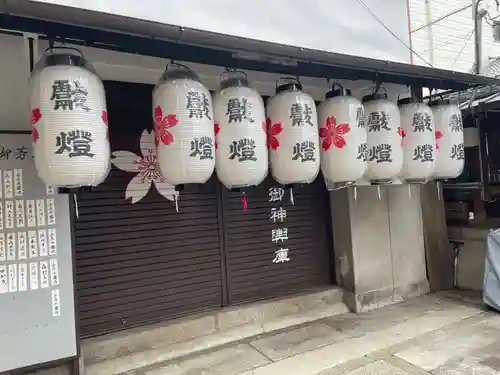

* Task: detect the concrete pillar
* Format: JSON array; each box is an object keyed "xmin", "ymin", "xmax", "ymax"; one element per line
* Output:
[{"xmin": 330, "ymin": 185, "xmax": 429, "ymax": 312}]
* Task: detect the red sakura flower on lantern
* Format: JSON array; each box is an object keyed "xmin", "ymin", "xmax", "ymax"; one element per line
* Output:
[
  {"xmin": 154, "ymin": 106, "xmax": 178, "ymax": 146},
  {"xmin": 31, "ymin": 108, "xmax": 42, "ymax": 143},
  {"xmin": 214, "ymin": 122, "xmax": 220, "ymax": 149},
  {"xmin": 265, "ymin": 118, "xmax": 283, "ymax": 150},
  {"xmin": 102, "ymin": 110, "xmax": 109, "ymax": 142},
  {"xmin": 398, "ymin": 127, "xmax": 406, "ymax": 147},
  {"xmin": 435, "ymin": 130, "xmax": 443, "ymax": 150},
  {"xmin": 319, "ymin": 116, "xmax": 350, "ymax": 151}
]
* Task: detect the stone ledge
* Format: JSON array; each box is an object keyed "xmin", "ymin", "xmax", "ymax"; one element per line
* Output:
[
  {"xmin": 81, "ymin": 287, "xmax": 346, "ymax": 375},
  {"xmin": 343, "ymin": 281, "xmax": 430, "ymax": 313}
]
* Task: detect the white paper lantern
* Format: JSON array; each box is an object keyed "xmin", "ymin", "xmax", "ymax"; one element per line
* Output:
[
  {"xmin": 153, "ymin": 66, "xmax": 215, "ymax": 188},
  {"xmin": 398, "ymin": 98, "xmax": 436, "ymax": 182},
  {"xmin": 317, "ymin": 85, "xmax": 367, "ymax": 189},
  {"xmin": 267, "ymin": 79, "xmax": 320, "ymax": 186},
  {"xmin": 213, "ymin": 72, "xmax": 268, "ymax": 190},
  {"xmin": 363, "ymin": 92, "xmax": 403, "ymax": 183},
  {"xmin": 431, "ymin": 100, "xmax": 464, "ymax": 179},
  {"xmin": 29, "ymin": 48, "xmax": 110, "ymax": 187}
]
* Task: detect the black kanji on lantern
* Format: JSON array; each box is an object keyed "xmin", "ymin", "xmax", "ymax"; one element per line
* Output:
[
  {"xmin": 356, "ymin": 107, "xmax": 366, "ymax": 128},
  {"xmin": 289, "ymin": 103, "xmax": 314, "ymax": 126},
  {"xmin": 50, "ymin": 79, "xmax": 90, "ymax": 111},
  {"xmin": 226, "ymin": 98, "xmax": 254, "ymax": 123},
  {"xmin": 189, "ymin": 137, "xmax": 214, "ymax": 160},
  {"xmin": 292, "ymin": 141, "xmax": 316, "ymax": 162},
  {"xmin": 55, "ymin": 130, "xmax": 95, "ymax": 158},
  {"xmin": 186, "ymin": 91, "xmax": 212, "ymax": 120},
  {"xmin": 412, "ymin": 113, "xmax": 433, "ymax": 132},
  {"xmin": 229, "ymin": 138, "xmax": 257, "ymax": 162},
  {"xmin": 367, "ymin": 111, "xmax": 390, "ymax": 132},
  {"xmin": 450, "ymin": 143, "xmax": 465, "ymax": 160},
  {"xmin": 412, "ymin": 144, "xmax": 434, "ymax": 162},
  {"xmin": 368, "ymin": 144, "xmax": 393, "ymax": 163},
  {"xmin": 450, "ymin": 114, "xmax": 463, "ymax": 132},
  {"xmin": 357, "ymin": 143, "xmax": 368, "ymax": 161}
]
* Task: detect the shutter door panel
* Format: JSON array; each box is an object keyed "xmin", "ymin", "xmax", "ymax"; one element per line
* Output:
[
  {"xmin": 75, "ymin": 81, "xmax": 223, "ymax": 338},
  {"xmin": 224, "ymin": 175, "xmax": 333, "ymax": 304}
]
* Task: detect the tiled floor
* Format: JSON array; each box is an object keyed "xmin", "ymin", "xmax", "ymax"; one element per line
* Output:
[{"xmin": 124, "ymin": 291, "xmax": 499, "ymax": 375}]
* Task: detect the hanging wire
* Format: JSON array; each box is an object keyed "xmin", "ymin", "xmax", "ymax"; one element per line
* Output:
[
  {"xmin": 421, "ymin": 31, "xmax": 475, "ymax": 54},
  {"xmin": 354, "ymin": 0, "xmax": 433, "ymax": 67},
  {"xmin": 411, "ymin": 4, "xmax": 472, "ymax": 33},
  {"xmin": 451, "ymin": 29, "xmax": 475, "ymax": 70}
]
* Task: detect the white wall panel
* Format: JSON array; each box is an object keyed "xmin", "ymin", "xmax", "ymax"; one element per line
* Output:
[{"xmin": 409, "ymin": 0, "xmax": 500, "ymax": 73}]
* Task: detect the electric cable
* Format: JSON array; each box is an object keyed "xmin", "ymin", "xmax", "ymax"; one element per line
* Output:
[
  {"xmin": 354, "ymin": 0, "xmax": 433, "ymax": 66},
  {"xmin": 451, "ymin": 28, "xmax": 475, "ymax": 69}
]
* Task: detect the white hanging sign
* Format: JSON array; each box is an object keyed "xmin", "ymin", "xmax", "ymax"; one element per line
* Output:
[
  {"xmin": 6, "ymin": 233, "xmax": 16, "ymax": 261},
  {"xmin": 29, "ymin": 262, "xmax": 39, "ymax": 290},
  {"xmin": 16, "ymin": 200, "xmax": 25, "ymax": 228},
  {"xmin": 18, "ymin": 232, "xmax": 27, "ymax": 260}
]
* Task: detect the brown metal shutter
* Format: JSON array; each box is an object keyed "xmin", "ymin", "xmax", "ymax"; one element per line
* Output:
[
  {"xmin": 74, "ymin": 82, "xmax": 223, "ymax": 337},
  {"xmin": 223, "ymin": 175, "xmax": 334, "ymax": 304}
]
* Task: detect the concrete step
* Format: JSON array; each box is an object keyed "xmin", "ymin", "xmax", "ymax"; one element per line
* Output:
[
  {"xmin": 82, "ymin": 287, "xmax": 348, "ymax": 375},
  {"xmin": 121, "ymin": 292, "xmax": 489, "ymax": 375}
]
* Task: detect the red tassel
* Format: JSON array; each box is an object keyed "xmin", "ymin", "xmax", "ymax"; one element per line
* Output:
[{"xmin": 242, "ymin": 193, "xmax": 247, "ymax": 212}]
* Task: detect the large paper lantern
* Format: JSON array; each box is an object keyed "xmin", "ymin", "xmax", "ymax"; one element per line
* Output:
[
  {"xmin": 267, "ymin": 78, "xmax": 320, "ymax": 187},
  {"xmin": 431, "ymin": 99, "xmax": 464, "ymax": 179},
  {"xmin": 398, "ymin": 97, "xmax": 436, "ymax": 182},
  {"xmin": 153, "ymin": 65, "xmax": 215, "ymax": 189},
  {"xmin": 213, "ymin": 71, "xmax": 268, "ymax": 193},
  {"xmin": 317, "ymin": 84, "xmax": 367, "ymax": 189},
  {"xmin": 363, "ymin": 92, "xmax": 403, "ymax": 183},
  {"xmin": 29, "ymin": 48, "xmax": 110, "ymax": 187}
]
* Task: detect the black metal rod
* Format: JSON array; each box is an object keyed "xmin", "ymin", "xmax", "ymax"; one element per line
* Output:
[{"xmin": 28, "ymin": 37, "xmax": 34, "ymax": 72}]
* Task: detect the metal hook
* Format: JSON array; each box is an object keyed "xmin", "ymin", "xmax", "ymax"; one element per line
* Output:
[
  {"xmin": 170, "ymin": 60, "xmax": 192, "ymax": 71},
  {"xmin": 373, "ymin": 76, "xmax": 381, "ymax": 94},
  {"xmin": 220, "ymin": 69, "xmax": 247, "ymax": 81},
  {"xmin": 276, "ymin": 76, "xmax": 301, "ymax": 90}
]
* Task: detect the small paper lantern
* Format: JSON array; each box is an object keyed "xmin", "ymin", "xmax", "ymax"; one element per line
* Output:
[
  {"xmin": 317, "ymin": 84, "xmax": 367, "ymax": 189},
  {"xmin": 363, "ymin": 92, "xmax": 403, "ymax": 183},
  {"xmin": 431, "ymin": 100, "xmax": 464, "ymax": 179},
  {"xmin": 29, "ymin": 47, "xmax": 110, "ymax": 187},
  {"xmin": 267, "ymin": 78, "xmax": 320, "ymax": 186},
  {"xmin": 398, "ymin": 97, "xmax": 436, "ymax": 182},
  {"xmin": 153, "ymin": 65, "xmax": 215, "ymax": 188},
  {"xmin": 213, "ymin": 71, "xmax": 268, "ymax": 191}
]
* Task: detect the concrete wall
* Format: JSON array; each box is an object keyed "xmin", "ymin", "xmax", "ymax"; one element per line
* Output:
[
  {"xmin": 331, "ymin": 185, "xmax": 429, "ymax": 312},
  {"xmin": 448, "ymin": 226, "xmax": 488, "ymax": 291}
]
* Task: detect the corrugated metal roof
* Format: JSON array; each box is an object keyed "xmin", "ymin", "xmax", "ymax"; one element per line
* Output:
[{"xmin": 470, "ymin": 57, "xmax": 500, "ymax": 77}]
